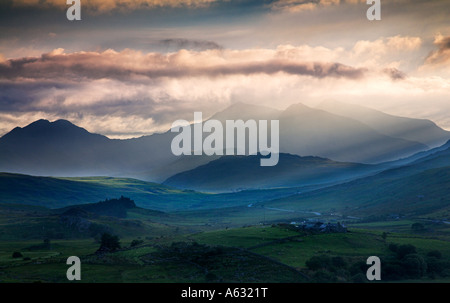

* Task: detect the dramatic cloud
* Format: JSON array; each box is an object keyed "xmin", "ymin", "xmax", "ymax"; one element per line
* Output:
[
  {"xmin": 383, "ymin": 67, "xmax": 406, "ymax": 81},
  {"xmin": 425, "ymin": 34, "xmax": 450, "ymax": 66},
  {"xmin": 1, "ymin": 0, "xmax": 450, "ymax": 139},
  {"xmin": 3, "ymin": 34, "xmax": 448, "ymax": 138},
  {"xmin": 270, "ymin": 0, "xmax": 367, "ymax": 12},
  {"xmin": 11, "ymin": 0, "xmax": 217, "ymax": 12},
  {"xmin": 158, "ymin": 39, "xmax": 223, "ymax": 51},
  {"xmin": 0, "ymin": 48, "xmax": 367, "ymax": 81},
  {"xmin": 271, "ymin": 0, "xmax": 341, "ymax": 12}
]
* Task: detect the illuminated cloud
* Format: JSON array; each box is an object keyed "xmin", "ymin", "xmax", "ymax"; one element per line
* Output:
[
  {"xmin": 0, "ymin": 48, "xmax": 367, "ymax": 81},
  {"xmin": 1, "ymin": 0, "xmax": 450, "ymax": 138},
  {"xmin": 270, "ymin": 0, "xmax": 369, "ymax": 12},
  {"xmin": 425, "ymin": 34, "xmax": 450, "ymax": 66},
  {"xmin": 11, "ymin": 0, "xmax": 217, "ymax": 12},
  {"xmin": 271, "ymin": 0, "xmax": 340, "ymax": 12}
]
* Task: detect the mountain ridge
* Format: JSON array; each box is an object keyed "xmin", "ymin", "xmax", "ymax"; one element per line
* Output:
[{"xmin": 0, "ymin": 102, "xmax": 446, "ymax": 181}]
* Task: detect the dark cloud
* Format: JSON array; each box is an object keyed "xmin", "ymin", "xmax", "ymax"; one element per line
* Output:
[
  {"xmin": 0, "ymin": 49, "xmax": 366, "ymax": 81},
  {"xmin": 425, "ymin": 35, "xmax": 450, "ymax": 66},
  {"xmin": 383, "ymin": 67, "xmax": 406, "ymax": 81},
  {"xmin": 158, "ymin": 39, "xmax": 223, "ymax": 51},
  {"xmin": 0, "ymin": 81, "xmax": 75, "ymax": 112}
]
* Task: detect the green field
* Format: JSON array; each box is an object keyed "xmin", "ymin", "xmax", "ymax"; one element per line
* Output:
[
  {"xmin": 1, "ymin": 172, "xmax": 449, "ymax": 283},
  {"xmin": 1, "ymin": 223, "xmax": 449, "ymax": 283}
]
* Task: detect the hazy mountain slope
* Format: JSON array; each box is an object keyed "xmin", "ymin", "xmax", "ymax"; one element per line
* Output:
[
  {"xmin": 264, "ymin": 166, "xmax": 450, "ymax": 218},
  {"xmin": 0, "ymin": 172, "xmax": 318, "ymax": 211},
  {"xmin": 209, "ymin": 102, "xmax": 282, "ymax": 122},
  {"xmin": 0, "ymin": 102, "xmax": 436, "ymax": 181},
  {"xmin": 261, "ymin": 145, "xmax": 450, "ymax": 218},
  {"xmin": 0, "ymin": 173, "xmax": 208, "ymax": 210},
  {"xmin": 0, "ymin": 119, "xmax": 179, "ymax": 181},
  {"xmin": 278, "ymin": 103, "xmax": 427, "ymax": 163},
  {"xmin": 383, "ymin": 140, "xmax": 450, "ymax": 167},
  {"xmin": 317, "ymin": 100, "xmax": 450, "ymax": 148},
  {"xmin": 164, "ymin": 153, "xmax": 377, "ymax": 192}
]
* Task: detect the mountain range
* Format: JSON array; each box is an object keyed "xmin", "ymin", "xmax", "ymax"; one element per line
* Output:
[
  {"xmin": 0, "ymin": 101, "xmax": 448, "ymax": 187},
  {"xmin": 261, "ymin": 139, "xmax": 450, "ymax": 218}
]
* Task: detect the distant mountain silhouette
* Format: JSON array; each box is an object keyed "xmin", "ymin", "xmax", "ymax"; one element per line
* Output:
[
  {"xmin": 278, "ymin": 103, "xmax": 429, "ymax": 163},
  {"xmin": 0, "ymin": 102, "xmax": 446, "ymax": 181},
  {"xmin": 317, "ymin": 100, "xmax": 449, "ymax": 148},
  {"xmin": 164, "ymin": 153, "xmax": 378, "ymax": 192},
  {"xmin": 0, "ymin": 119, "xmax": 179, "ymax": 180}
]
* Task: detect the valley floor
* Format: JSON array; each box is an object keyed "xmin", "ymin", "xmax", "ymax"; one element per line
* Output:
[{"xmin": 1, "ymin": 223, "xmax": 449, "ymax": 283}]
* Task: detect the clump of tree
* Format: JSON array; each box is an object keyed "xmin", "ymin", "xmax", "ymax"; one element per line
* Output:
[
  {"xmin": 96, "ymin": 233, "xmax": 121, "ymax": 254},
  {"xmin": 305, "ymin": 255, "xmax": 349, "ymax": 282},
  {"xmin": 304, "ymin": 244, "xmax": 449, "ymax": 282},
  {"xmin": 383, "ymin": 244, "xmax": 427, "ymax": 280},
  {"xmin": 12, "ymin": 251, "xmax": 23, "ymax": 258},
  {"xmin": 130, "ymin": 239, "xmax": 144, "ymax": 247}
]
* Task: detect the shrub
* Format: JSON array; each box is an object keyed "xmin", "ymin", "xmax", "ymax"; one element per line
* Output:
[
  {"xmin": 349, "ymin": 260, "xmax": 367, "ymax": 276},
  {"xmin": 331, "ymin": 256, "xmax": 347, "ymax": 269},
  {"xmin": 12, "ymin": 251, "xmax": 23, "ymax": 258},
  {"xmin": 305, "ymin": 255, "xmax": 332, "ymax": 271},
  {"xmin": 99, "ymin": 233, "xmax": 121, "ymax": 252},
  {"xmin": 427, "ymin": 250, "xmax": 442, "ymax": 259},
  {"xmin": 388, "ymin": 243, "xmax": 399, "ymax": 253},
  {"xmin": 401, "ymin": 254, "xmax": 427, "ymax": 278},
  {"xmin": 130, "ymin": 239, "xmax": 144, "ymax": 247},
  {"xmin": 396, "ymin": 244, "xmax": 416, "ymax": 259}
]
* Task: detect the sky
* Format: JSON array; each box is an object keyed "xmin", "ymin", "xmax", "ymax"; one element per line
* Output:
[{"xmin": 0, "ymin": 0, "xmax": 450, "ymax": 138}]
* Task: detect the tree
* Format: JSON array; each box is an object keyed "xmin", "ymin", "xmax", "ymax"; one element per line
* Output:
[
  {"xmin": 381, "ymin": 232, "xmax": 388, "ymax": 241},
  {"xmin": 388, "ymin": 243, "xmax": 399, "ymax": 253},
  {"xmin": 427, "ymin": 250, "xmax": 442, "ymax": 259},
  {"xmin": 130, "ymin": 239, "xmax": 144, "ymax": 247},
  {"xmin": 396, "ymin": 244, "xmax": 416, "ymax": 259},
  {"xmin": 306, "ymin": 255, "xmax": 332, "ymax": 271},
  {"xmin": 401, "ymin": 254, "xmax": 427, "ymax": 278},
  {"xmin": 12, "ymin": 251, "xmax": 23, "ymax": 258},
  {"xmin": 98, "ymin": 233, "xmax": 121, "ymax": 252}
]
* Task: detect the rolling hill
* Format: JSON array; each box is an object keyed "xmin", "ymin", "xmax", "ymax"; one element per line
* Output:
[
  {"xmin": 0, "ymin": 172, "xmax": 326, "ymax": 211},
  {"xmin": 0, "ymin": 173, "xmax": 208, "ymax": 210},
  {"xmin": 258, "ymin": 144, "xmax": 450, "ymax": 219},
  {"xmin": 164, "ymin": 153, "xmax": 379, "ymax": 192}
]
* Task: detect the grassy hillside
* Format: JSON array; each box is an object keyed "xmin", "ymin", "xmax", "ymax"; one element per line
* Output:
[
  {"xmin": 0, "ymin": 172, "xmax": 331, "ymax": 211},
  {"xmin": 1, "ymin": 224, "xmax": 449, "ymax": 282},
  {"xmin": 0, "ymin": 173, "xmax": 214, "ymax": 210},
  {"xmin": 164, "ymin": 153, "xmax": 376, "ymax": 192},
  {"xmin": 255, "ymin": 166, "xmax": 450, "ymax": 219}
]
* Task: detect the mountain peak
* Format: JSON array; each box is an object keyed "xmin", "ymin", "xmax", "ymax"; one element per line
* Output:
[
  {"xmin": 210, "ymin": 102, "xmax": 281, "ymax": 121},
  {"xmin": 53, "ymin": 119, "xmax": 76, "ymax": 126},
  {"xmin": 281, "ymin": 103, "xmax": 319, "ymax": 117},
  {"xmin": 0, "ymin": 119, "xmax": 107, "ymax": 143}
]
